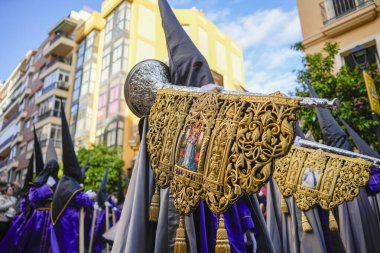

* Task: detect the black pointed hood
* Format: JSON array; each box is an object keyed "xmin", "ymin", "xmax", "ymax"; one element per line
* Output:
[
  {"xmin": 21, "ymin": 153, "xmax": 34, "ymax": 195},
  {"xmin": 97, "ymin": 165, "xmax": 109, "ymax": 208},
  {"xmin": 340, "ymin": 118, "xmax": 380, "ymax": 158},
  {"xmin": 52, "ymin": 103, "xmax": 83, "ymax": 225},
  {"xmin": 117, "ymin": 168, "xmax": 125, "ymax": 205},
  {"xmin": 33, "ymin": 125, "xmax": 44, "ymax": 175},
  {"xmin": 45, "ymin": 139, "xmax": 58, "ymax": 164},
  {"xmin": 81, "ymin": 155, "xmax": 90, "ymax": 184},
  {"xmin": 307, "ymin": 82, "xmax": 352, "ymax": 150},
  {"xmin": 60, "ymin": 102, "xmax": 82, "ymax": 182},
  {"xmin": 158, "ymin": 0, "xmax": 214, "ymax": 87},
  {"xmin": 33, "ymin": 139, "xmax": 59, "ymax": 187}
]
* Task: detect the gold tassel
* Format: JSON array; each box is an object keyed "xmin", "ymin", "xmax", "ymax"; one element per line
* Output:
[
  {"xmin": 281, "ymin": 195, "xmax": 289, "ymax": 213},
  {"xmin": 302, "ymin": 212, "xmax": 312, "ymax": 232},
  {"xmin": 215, "ymin": 214, "xmax": 230, "ymax": 253},
  {"xmin": 149, "ymin": 186, "xmax": 160, "ymax": 222},
  {"xmin": 174, "ymin": 216, "xmax": 187, "ymax": 253},
  {"xmin": 329, "ymin": 210, "xmax": 338, "ymax": 231}
]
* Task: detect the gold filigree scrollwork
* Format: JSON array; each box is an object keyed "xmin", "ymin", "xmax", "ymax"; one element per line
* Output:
[
  {"xmin": 203, "ymin": 99, "xmax": 245, "ymax": 213},
  {"xmin": 147, "ymin": 89, "xmax": 301, "ymax": 215},
  {"xmin": 171, "ymin": 92, "xmax": 219, "ymax": 214},
  {"xmin": 273, "ymin": 146, "xmax": 371, "ymax": 211}
]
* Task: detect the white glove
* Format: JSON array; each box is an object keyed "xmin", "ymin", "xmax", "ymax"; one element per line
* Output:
[
  {"xmin": 85, "ymin": 190, "xmax": 96, "ymax": 200},
  {"xmin": 104, "ymin": 201, "xmax": 111, "ymax": 207},
  {"xmin": 112, "ymin": 207, "xmax": 118, "ymax": 211},
  {"xmin": 46, "ymin": 176, "xmax": 56, "ymax": 187},
  {"xmin": 94, "ymin": 202, "xmax": 99, "ymax": 210}
]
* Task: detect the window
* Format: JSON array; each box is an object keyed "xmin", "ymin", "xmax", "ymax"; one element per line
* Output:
[
  {"xmin": 101, "ymin": 49, "xmax": 111, "ymax": 83},
  {"xmin": 332, "ymin": 0, "xmax": 356, "ymax": 17},
  {"xmin": 73, "ymin": 70, "xmax": 82, "ymax": 102},
  {"xmin": 50, "ymin": 125, "xmax": 62, "ymax": 144},
  {"xmin": 112, "ymin": 44, "xmax": 123, "ymax": 75},
  {"xmin": 98, "ymin": 87, "xmax": 108, "ymax": 121},
  {"xmin": 104, "ymin": 14, "xmax": 114, "ymax": 45},
  {"xmin": 77, "ymin": 41, "xmax": 85, "ymax": 68},
  {"xmin": 108, "ymin": 85, "xmax": 120, "ymax": 115}
]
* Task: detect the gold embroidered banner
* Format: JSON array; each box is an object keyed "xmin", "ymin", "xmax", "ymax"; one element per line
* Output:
[
  {"xmin": 147, "ymin": 87, "xmax": 301, "ymax": 214},
  {"xmin": 274, "ymin": 146, "xmax": 371, "ymax": 211}
]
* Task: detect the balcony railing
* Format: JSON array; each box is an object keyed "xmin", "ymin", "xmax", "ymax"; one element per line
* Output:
[
  {"xmin": 41, "ymin": 57, "xmax": 72, "ymax": 74},
  {"xmin": 40, "ymin": 81, "xmax": 69, "ymax": 96},
  {"xmin": 40, "ymin": 139, "xmax": 62, "ymax": 149},
  {"xmin": 50, "ymin": 33, "xmax": 74, "ymax": 45},
  {"xmin": 0, "ymin": 135, "xmax": 16, "ymax": 151},
  {"xmin": 0, "ymin": 159, "xmax": 11, "ymax": 169},
  {"xmin": 320, "ymin": 0, "xmax": 374, "ymax": 25},
  {"xmin": 1, "ymin": 111, "xmax": 20, "ymax": 131},
  {"xmin": 38, "ymin": 109, "xmax": 61, "ymax": 121}
]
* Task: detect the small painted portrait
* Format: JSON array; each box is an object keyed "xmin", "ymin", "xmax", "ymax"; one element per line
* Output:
[
  {"xmin": 301, "ymin": 167, "xmax": 320, "ymax": 189},
  {"xmin": 178, "ymin": 122, "xmax": 204, "ymax": 171}
]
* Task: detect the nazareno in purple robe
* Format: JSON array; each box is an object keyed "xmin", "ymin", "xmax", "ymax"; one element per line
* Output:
[
  {"xmin": 0, "ymin": 198, "xmax": 29, "ymax": 252},
  {"xmin": 50, "ymin": 191, "xmax": 93, "ymax": 253},
  {"xmin": 16, "ymin": 184, "xmax": 54, "ymax": 253},
  {"xmin": 194, "ymin": 197, "xmax": 257, "ymax": 253}
]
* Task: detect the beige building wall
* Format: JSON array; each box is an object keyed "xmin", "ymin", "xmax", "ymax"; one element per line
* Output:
[{"xmin": 297, "ymin": 0, "xmax": 380, "ymax": 70}]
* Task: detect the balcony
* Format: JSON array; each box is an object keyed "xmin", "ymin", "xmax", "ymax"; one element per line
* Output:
[
  {"xmin": 40, "ymin": 138, "xmax": 62, "ymax": 149},
  {"xmin": 41, "ymin": 81, "xmax": 69, "ymax": 96},
  {"xmin": 39, "ymin": 57, "xmax": 72, "ymax": 80},
  {"xmin": 38, "ymin": 109, "xmax": 61, "ymax": 121},
  {"xmin": 320, "ymin": 0, "xmax": 378, "ymax": 36},
  {"xmin": 0, "ymin": 135, "xmax": 16, "ymax": 153},
  {"xmin": 1, "ymin": 111, "xmax": 21, "ymax": 131},
  {"xmin": 0, "ymin": 159, "xmax": 11, "ymax": 170},
  {"xmin": 43, "ymin": 33, "xmax": 76, "ymax": 57}
]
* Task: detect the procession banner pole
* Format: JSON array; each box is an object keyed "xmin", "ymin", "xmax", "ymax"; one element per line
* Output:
[
  {"xmin": 79, "ymin": 208, "xmax": 85, "ymax": 253},
  {"xmin": 105, "ymin": 206, "xmax": 110, "ymax": 253},
  {"xmin": 112, "ymin": 209, "xmax": 116, "ymax": 226},
  {"xmin": 88, "ymin": 208, "xmax": 97, "ymax": 253}
]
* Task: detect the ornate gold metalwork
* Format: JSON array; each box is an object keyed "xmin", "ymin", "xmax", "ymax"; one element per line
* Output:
[
  {"xmin": 147, "ymin": 88, "xmax": 301, "ymax": 215},
  {"xmin": 274, "ymin": 146, "xmax": 371, "ymax": 211}
]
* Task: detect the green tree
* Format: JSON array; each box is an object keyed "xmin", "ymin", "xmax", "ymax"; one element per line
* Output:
[
  {"xmin": 293, "ymin": 42, "xmax": 380, "ymax": 151},
  {"xmin": 77, "ymin": 144, "xmax": 125, "ymax": 194}
]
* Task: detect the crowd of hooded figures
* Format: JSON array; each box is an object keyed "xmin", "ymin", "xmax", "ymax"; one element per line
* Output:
[{"xmin": 0, "ymin": 103, "xmax": 125, "ymax": 253}]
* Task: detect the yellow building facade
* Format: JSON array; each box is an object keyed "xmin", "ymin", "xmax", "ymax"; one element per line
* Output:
[
  {"xmin": 297, "ymin": 0, "xmax": 380, "ymax": 70},
  {"xmin": 70, "ymin": 0, "xmax": 245, "ymax": 171}
]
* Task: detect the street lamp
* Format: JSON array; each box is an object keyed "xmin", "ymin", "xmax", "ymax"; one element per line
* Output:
[
  {"xmin": 351, "ymin": 45, "xmax": 380, "ymax": 150},
  {"xmin": 351, "ymin": 45, "xmax": 368, "ymax": 70}
]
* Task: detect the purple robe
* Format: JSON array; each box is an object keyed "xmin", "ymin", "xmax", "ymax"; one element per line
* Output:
[
  {"xmin": 50, "ymin": 191, "xmax": 93, "ymax": 253},
  {"xmin": 0, "ymin": 198, "xmax": 29, "ymax": 252},
  {"xmin": 16, "ymin": 185, "xmax": 54, "ymax": 253},
  {"xmin": 368, "ymin": 167, "xmax": 380, "ymax": 194},
  {"xmin": 194, "ymin": 199, "xmax": 256, "ymax": 253}
]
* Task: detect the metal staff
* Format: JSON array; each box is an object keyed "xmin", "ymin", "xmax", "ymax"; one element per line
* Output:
[
  {"xmin": 294, "ymin": 136, "xmax": 380, "ymax": 166},
  {"xmin": 124, "ymin": 60, "xmax": 340, "ymax": 118},
  {"xmin": 88, "ymin": 207, "xmax": 97, "ymax": 253},
  {"xmin": 79, "ymin": 208, "xmax": 85, "ymax": 253},
  {"xmin": 105, "ymin": 206, "xmax": 110, "ymax": 253}
]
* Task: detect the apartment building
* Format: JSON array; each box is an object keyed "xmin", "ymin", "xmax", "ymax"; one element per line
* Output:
[
  {"xmin": 69, "ymin": 0, "xmax": 246, "ymax": 171},
  {"xmin": 297, "ymin": 0, "xmax": 380, "ymax": 69},
  {"xmin": 0, "ymin": 11, "xmax": 90, "ymax": 182},
  {"xmin": 0, "ymin": 0, "xmax": 246, "ymax": 181}
]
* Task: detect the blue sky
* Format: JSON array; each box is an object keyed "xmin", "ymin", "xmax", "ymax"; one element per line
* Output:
[{"xmin": 0, "ymin": 0, "xmax": 303, "ymax": 94}]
